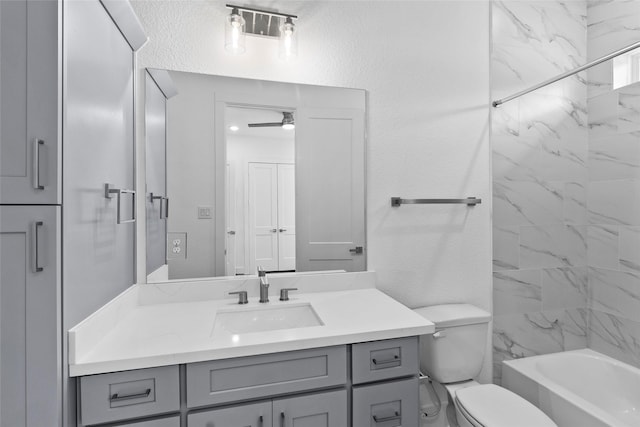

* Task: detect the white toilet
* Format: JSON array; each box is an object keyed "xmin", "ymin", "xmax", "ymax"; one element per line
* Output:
[{"xmin": 414, "ymin": 304, "xmax": 557, "ymax": 427}]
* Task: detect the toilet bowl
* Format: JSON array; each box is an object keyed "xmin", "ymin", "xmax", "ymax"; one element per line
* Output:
[{"xmin": 414, "ymin": 304, "xmax": 557, "ymax": 427}]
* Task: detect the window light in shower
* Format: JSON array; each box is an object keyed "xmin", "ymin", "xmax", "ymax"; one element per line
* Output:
[
  {"xmin": 613, "ymin": 48, "xmax": 640, "ymax": 89},
  {"xmin": 225, "ymin": 7, "xmax": 246, "ymax": 55}
]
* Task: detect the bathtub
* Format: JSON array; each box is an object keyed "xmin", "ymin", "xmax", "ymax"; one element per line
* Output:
[{"xmin": 502, "ymin": 349, "xmax": 640, "ymax": 427}]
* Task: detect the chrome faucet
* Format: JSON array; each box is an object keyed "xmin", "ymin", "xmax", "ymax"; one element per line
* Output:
[{"xmin": 258, "ymin": 266, "xmax": 269, "ymax": 303}]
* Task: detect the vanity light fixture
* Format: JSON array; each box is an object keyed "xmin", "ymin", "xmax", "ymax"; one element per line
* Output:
[{"xmin": 225, "ymin": 4, "xmax": 298, "ymax": 59}]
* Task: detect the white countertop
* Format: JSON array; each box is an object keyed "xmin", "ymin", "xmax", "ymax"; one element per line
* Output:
[{"xmin": 69, "ymin": 272, "xmax": 434, "ymax": 377}]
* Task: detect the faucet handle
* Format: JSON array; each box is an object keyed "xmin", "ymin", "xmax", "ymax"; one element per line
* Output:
[
  {"xmin": 257, "ymin": 266, "xmax": 266, "ymax": 277},
  {"xmin": 229, "ymin": 291, "xmax": 248, "ymax": 304},
  {"xmin": 279, "ymin": 288, "xmax": 298, "ymax": 301}
]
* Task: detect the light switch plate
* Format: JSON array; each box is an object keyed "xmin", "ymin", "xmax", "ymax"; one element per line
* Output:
[{"xmin": 198, "ymin": 206, "xmax": 213, "ymax": 219}]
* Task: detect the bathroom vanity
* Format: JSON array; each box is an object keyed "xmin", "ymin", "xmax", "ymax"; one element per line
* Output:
[{"xmin": 69, "ymin": 272, "xmax": 434, "ymax": 426}]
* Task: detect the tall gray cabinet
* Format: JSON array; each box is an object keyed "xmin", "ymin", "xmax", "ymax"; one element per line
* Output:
[{"xmin": 0, "ymin": 1, "xmax": 146, "ymax": 426}]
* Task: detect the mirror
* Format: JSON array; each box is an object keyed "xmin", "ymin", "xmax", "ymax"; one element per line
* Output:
[{"xmin": 145, "ymin": 69, "xmax": 366, "ymax": 282}]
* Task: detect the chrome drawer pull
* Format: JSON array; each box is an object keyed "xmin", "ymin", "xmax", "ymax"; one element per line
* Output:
[
  {"xmin": 372, "ymin": 355, "xmax": 399, "ymax": 365},
  {"xmin": 164, "ymin": 197, "xmax": 169, "ymax": 219},
  {"xmin": 33, "ymin": 139, "xmax": 45, "ymax": 190},
  {"xmin": 110, "ymin": 388, "xmax": 151, "ymax": 402},
  {"xmin": 33, "ymin": 221, "xmax": 44, "ymax": 272},
  {"xmin": 373, "ymin": 411, "xmax": 400, "ymax": 423},
  {"xmin": 105, "ymin": 184, "xmax": 136, "ymax": 224}
]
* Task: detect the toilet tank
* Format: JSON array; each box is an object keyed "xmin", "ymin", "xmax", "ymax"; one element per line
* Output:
[{"xmin": 414, "ymin": 304, "xmax": 491, "ymax": 384}]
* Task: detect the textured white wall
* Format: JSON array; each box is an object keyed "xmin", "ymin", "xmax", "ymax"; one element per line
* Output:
[{"xmin": 132, "ymin": 0, "xmax": 492, "ymax": 380}]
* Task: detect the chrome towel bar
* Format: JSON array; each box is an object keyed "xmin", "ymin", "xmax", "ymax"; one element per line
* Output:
[{"xmin": 390, "ymin": 197, "xmax": 481, "ymax": 207}]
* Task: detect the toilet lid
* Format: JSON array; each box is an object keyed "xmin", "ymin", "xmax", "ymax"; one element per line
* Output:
[{"xmin": 455, "ymin": 384, "xmax": 557, "ymax": 427}]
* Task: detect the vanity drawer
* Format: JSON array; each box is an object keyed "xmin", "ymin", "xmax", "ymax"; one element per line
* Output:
[
  {"xmin": 352, "ymin": 377, "xmax": 419, "ymax": 427},
  {"xmin": 351, "ymin": 336, "xmax": 419, "ymax": 384},
  {"xmin": 79, "ymin": 366, "xmax": 180, "ymax": 426},
  {"xmin": 186, "ymin": 346, "xmax": 347, "ymax": 408}
]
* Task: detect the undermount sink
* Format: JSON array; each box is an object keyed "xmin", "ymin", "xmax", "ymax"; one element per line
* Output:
[{"xmin": 212, "ymin": 303, "xmax": 324, "ymax": 336}]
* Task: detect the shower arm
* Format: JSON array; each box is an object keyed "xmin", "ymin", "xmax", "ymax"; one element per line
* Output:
[{"xmin": 492, "ymin": 40, "xmax": 640, "ymax": 108}]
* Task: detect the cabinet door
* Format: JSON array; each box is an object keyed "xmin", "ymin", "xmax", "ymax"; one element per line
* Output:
[
  {"xmin": 62, "ymin": 0, "xmax": 136, "ymax": 330},
  {"xmin": 0, "ymin": 0, "xmax": 60, "ymax": 204},
  {"xmin": 0, "ymin": 206, "xmax": 61, "ymax": 427},
  {"xmin": 273, "ymin": 390, "xmax": 347, "ymax": 427},
  {"xmin": 188, "ymin": 401, "xmax": 272, "ymax": 427}
]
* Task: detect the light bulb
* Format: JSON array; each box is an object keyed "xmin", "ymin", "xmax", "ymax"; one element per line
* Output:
[
  {"xmin": 225, "ymin": 8, "xmax": 246, "ymax": 55},
  {"xmin": 231, "ymin": 21, "xmax": 241, "ymax": 50},
  {"xmin": 279, "ymin": 17, "xmax": 297, "ymax": 59}
]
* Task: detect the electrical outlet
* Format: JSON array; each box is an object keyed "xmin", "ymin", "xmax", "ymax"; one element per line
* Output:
[{"xmin": 168, "ymin": 232, "xmax": 187, "ymax": 259}]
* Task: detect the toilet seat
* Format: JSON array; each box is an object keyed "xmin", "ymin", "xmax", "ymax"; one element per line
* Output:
[{"xmin": 454, "ymin": 384, "xmax": 556, "ymax": 427}]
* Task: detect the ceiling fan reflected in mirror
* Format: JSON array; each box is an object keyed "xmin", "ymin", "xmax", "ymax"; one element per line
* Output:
[{"xmin": 247, "ymin": 112, "xmax": 295, "ymax": 130}]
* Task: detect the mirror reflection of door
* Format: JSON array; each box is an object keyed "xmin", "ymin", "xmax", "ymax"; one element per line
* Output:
[
  {"xmin": 226, "ymin": 107, "xmax": 295, "ymax": 275},
  {"xmin": 225, "ymin": 163, "xmax": 236, "ymax": 276}
]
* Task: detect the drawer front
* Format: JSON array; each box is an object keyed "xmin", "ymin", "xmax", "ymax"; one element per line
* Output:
[
  {"xmin": 188, "ymin": 401, "xmax": 272, "ymax": 427},
  {"xmin": 273, "ymin": 389, "xmax": 347, "ymax": 427},
  {"xmin": 186, "ymin": 346, "xmax": 347, "ymax": 408},
  {"xmin": 352, "ymin": 377, "xmax": 419, "ymax": 427},
  {"xmin": 109, "ymin": 415, "xmax": 180, "ymax": 427},
  {"xmin": 351, "ymin": 337, "xmax": 419, "ymax": 384},
  {"xmin": 80, "ymin": 366, "xmax": 180, "ymax": 426}
]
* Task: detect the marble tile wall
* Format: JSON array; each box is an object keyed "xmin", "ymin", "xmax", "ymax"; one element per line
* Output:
[
  {"xmin": 586, "ymin": 0, "xmax": 640, "ymax": 369},
  {"xmin": 491, "ymin": 0, "xmax": 588, "ymax": 384}
]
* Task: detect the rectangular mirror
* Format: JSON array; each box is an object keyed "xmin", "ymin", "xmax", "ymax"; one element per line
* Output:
[{"xmin": 145, "ymin": 69, "xmax": 366, "ymax": 282}]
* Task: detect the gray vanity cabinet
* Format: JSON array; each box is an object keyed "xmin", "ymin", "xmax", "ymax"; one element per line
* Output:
[
  {"xmin": 78, "ymin": 338, "xmax": 420, "ymax": 426},
  {"xmin": 0, "ymin": 206, "xmax": 61, "ymax": 427},
  {"xmin": 0, "ymin": 0, "xmax": 60, "ymax": 205}
]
